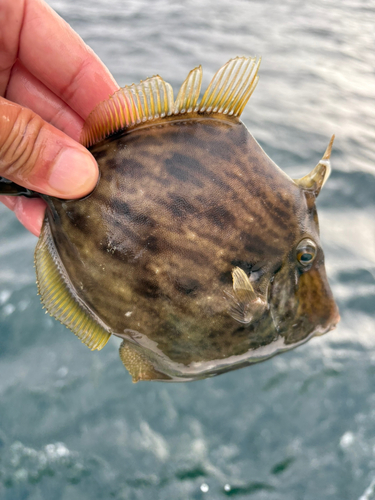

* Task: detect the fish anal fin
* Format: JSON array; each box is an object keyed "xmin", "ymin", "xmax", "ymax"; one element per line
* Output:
[
  {"xmin": 225, "ymin": 267, "xmax": 266, "ymax": 324},
  {"xmin": 119, "ymin": 341, "xmax": 169, "ymax": 382},
  {"xmin": 35, "ymin": 220, "xmax": 111, "ymax": 351}
]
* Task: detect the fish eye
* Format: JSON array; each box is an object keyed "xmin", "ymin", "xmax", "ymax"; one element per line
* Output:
[{"xmin": 296, "ymin": 238, "xmax": 317, "ymax": 267}]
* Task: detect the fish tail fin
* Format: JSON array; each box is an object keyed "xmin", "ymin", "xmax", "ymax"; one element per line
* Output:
[{"xmin": 0, "ymin": 177, "xmax": 38, "ymax": 197}]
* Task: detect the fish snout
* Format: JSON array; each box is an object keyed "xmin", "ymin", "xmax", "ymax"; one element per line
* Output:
[
  {"xmin": 313, "ymin": 301, "xmax": 340, "ymax": 336},
  {"xmin": 294, "ymin": 264, "xmax": 340, "ymax": 338},
  {"xmin": 269, "ymin": 262, "xmax": 340, "ymax": 344}
]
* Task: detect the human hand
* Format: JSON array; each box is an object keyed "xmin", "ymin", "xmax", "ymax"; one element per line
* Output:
[{"xmin": 0, "ymin": 0, "xmax": 118, "ymax": 236}]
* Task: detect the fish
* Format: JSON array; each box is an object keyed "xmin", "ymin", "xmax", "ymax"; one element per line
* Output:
[{"xmin": 0, "ymin": 57, "xmax": 340, "ymax": 382}]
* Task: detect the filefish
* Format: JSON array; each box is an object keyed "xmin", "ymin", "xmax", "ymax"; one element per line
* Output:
[{"xmin": 0, "ymin": 57, "xmax": 340, "ymax": 382}]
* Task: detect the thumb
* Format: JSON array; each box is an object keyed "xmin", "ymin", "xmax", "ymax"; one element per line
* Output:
[{"xmin": 0, "ymin": 97, "xmax": 98, "ymax": 198}]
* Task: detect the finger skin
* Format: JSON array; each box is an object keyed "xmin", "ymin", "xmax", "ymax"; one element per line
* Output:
[
  {"xmin": 0, "ymin": 97, "xmax": 99, "ymax": 196},
  {"xmin": 0, "ymin": 195, "xmax": 45, "ymax": 236},
  {"xmin": 6, "ymin": 61, "xmax": 84, "ymax": 141},
  {"xmin": 0, "ymin": 0, "xmax": 119, "ymax": 234},
  {"xmin": 0, "ymin": 0, "xmax": 23, "ymax": 96},
  {"xmin": 0, "ymin": 0, "xmax": 118, "ymax": 117}
]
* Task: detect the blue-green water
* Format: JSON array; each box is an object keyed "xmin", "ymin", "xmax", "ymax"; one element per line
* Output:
[{"xmin": 1, "ymin": 0, "xmax": 375, "ymax": 498}]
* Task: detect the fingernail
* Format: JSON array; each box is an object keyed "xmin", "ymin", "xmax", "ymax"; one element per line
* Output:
[{"xmin": 48, "ymin": 148, "xmax": 98, "ymax": 197}]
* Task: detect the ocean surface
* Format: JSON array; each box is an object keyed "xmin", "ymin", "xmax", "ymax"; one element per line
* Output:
[{"xmin": 0, "ymin": 0, "xmax": 374, "ymax": 498}]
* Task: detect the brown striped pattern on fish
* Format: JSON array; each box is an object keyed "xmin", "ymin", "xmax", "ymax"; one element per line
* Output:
[{"xmin": 44, "ymin": 116, "xmax": 337, "ymax": 372}]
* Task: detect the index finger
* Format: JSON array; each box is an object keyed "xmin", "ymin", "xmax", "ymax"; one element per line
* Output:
[{"xmin": 1, "ymin": 0, "xmax": 119, "ymax": 120}]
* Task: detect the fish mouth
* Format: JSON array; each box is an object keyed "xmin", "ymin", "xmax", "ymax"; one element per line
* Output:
[{"xmin": 313, "ymin": 309, "xmax": 340, "ymax": 336}]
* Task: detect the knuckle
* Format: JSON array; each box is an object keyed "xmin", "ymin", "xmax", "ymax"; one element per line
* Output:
[{"xmin": 0, "ymin": 106, "xmax": 44, "ymax": 180}]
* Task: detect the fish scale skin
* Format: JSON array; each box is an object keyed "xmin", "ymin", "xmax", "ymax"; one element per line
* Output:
[{"xmin": 43, "ymin": 117, "xmax": 334, "ymax": 377}]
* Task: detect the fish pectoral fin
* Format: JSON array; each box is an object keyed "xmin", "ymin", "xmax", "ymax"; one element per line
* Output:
[
  {"xmin": 225, "ymin": 267, "xmax": 266, "ymax": 324},
  {"xmin": 232, "ymin": 266, "xmax": 257, "ymax": 298},
  {"xmin": 35, "ymin": 220, "xmax": 111, "ymax": 351},
  {"xmin": 225, "ymin": 291, "xmax": 254, "ymax": 324},
  {"xmin": 119, "ymin": 341, "xmax": 170, "ymax": 383}
]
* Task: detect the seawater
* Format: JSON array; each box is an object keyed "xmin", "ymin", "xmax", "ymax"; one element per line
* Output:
[{"xmin": 0, "ymin": 0, "xmax": 374, "ymax": 499}]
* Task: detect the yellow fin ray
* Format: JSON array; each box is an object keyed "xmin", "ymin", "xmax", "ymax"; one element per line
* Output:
[
  {"xmin": 80, "ymin": 57, "xmax": 261, "ymax": 148},
  {"xmin": 225, "ymin": 267, "xmax": 266, "ymax": 324},
  {"xmin": 199, "ymin": 57, "xmax": 260, "ymax": 116},
  {"xmin": 35, "ymin": 221, "xmax": 111, "ymax": 350},
  {"xmin": 232, "ymin": 266, "xmax": 257, "ymax": 302},
  {"xmin": 81, "ymin": 76, "xmax": 174, "ymax": 147},
  {"xmin": 174, "ymin": 66, "xmax": 202, "ymax": 114}
]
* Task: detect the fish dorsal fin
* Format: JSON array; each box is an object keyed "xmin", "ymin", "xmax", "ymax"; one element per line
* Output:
[
  {"xmin": 81, "ymin": 76, "xmax": 174, "ymax": 147},
  {"xmin": 174, "ymin": 66, "xmax": 202, "ymax": 114},
  {"xmin": 80, "ymin": 57, "xmax": 260, "ymax": 148},
  {"xmin": 198, "ymin": 56, "xmax": 260, "ymax": 116},
  {"xmin": 35, "ymin": 221, "xmax": 111, "ymax": 351}
]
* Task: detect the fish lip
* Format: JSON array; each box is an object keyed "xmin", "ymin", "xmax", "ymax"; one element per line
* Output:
[{"xmin": 314, "ymin": 310, "xmax": 340, "ymax": 336}]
